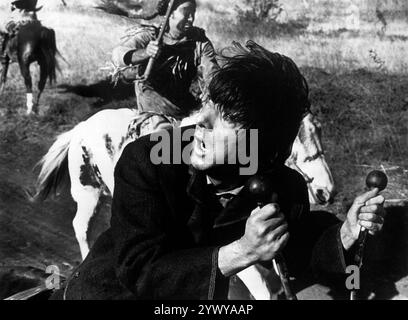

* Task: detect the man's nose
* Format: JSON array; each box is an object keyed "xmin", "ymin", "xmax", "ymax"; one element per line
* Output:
[
  {"xmin": 196, "ymin": 113, "xmax": 208, "ymax": 129},
  {"xmin": 196, "ymin": 106, "xmax": 212, "ymax": 127}
]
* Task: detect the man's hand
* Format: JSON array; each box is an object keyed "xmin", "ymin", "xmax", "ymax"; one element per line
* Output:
[
  {"xmin": 218, "ymin": 204, "xmax": 289, "ymax": 276},
  {"xmin": 340, "ymin": 188, "xmax": 385, "ymax": 250},
  {"xmin": 240, "ymin": 204, "xmax": 289, "ymax": 262},
  {"xmin": 146, "ymin": 40, "xmax": 161, "ymax": 59}
]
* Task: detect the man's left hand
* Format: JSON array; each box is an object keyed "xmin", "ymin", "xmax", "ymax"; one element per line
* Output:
[{"xmin": 340, "ymin": 188, "xmax": 386, "ymax": 250}]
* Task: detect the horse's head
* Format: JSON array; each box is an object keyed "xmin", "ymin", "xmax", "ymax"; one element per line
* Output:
[{"xmin": 286, "ymin": 113, "xmax": 335, "ymax": 205}]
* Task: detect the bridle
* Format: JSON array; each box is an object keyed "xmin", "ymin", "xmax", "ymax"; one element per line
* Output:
[{"xmin": 286, "ymin": 147, "xmax": 326, "ymax": 204}]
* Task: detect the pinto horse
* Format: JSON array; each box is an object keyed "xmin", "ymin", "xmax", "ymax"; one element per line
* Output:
[{"xmin": 0, "ymin": 21, "xmax": 59, "ymax": 114}]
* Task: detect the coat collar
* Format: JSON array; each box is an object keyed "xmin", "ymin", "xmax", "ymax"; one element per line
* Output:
[{"xmin": 186, "ymin": 166, "xmax": 257, "ymax": 228}]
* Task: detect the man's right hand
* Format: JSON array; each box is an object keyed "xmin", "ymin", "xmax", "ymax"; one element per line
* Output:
[
  {"xmin": 218, "ymin": 204, "xmax": 289, "ymax": 277},
  {"xmin": 239, "ymin": 204, "xmax": 289, "ymax": 262},
  {"xmin": 146, "ymin": 40, "xmax": 161, "ymax": 59}
]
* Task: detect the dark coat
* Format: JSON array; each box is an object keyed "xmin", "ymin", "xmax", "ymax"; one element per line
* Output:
[{"xmin": 60, "ymin": 126, "xmax": 349, "ymax": 300}]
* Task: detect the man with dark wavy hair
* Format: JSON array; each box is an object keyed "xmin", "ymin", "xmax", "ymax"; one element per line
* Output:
[
  {"xmin": 55, "ymin": 41, "xmax": 385, "ymax": 300},
  {"xmin": 112, "ymin": 0, "xmax": 219, "ymax": 121}
]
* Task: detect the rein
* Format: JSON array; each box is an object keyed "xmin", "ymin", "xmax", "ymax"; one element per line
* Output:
[{"xmin": 286, "ymin": 149, "xmax": 325, "ymax": 204}]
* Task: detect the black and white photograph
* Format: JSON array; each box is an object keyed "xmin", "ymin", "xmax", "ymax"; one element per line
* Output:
[{"xmin": 0, "ymin": 0, "xmax": 407, "ymax": 305}]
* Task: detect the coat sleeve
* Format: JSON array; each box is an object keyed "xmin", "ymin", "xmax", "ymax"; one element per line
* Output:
[
  {"xmin": 288, "ymin": 210, "xmax": 350, "ymax": 275},
  {"xmin": 110, "ymin": 139, "xmax": 229, "ymax": 299},
  {"xmin": 281, "ymin": 171, "xmax": 350, "ymax": 285},
  {"xmin": 111, "ymin": 28, "xmax": 155, "ymax": 67}
]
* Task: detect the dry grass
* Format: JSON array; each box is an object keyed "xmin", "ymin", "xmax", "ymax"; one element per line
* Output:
[{"xmin": 195, "ymin": 2, "xmax": 408, "ymax": 73}]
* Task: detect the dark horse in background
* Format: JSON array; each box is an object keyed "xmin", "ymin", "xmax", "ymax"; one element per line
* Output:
[{"xmin": 0, "ymin": 21, "xmax": 59, "ymax": 115}]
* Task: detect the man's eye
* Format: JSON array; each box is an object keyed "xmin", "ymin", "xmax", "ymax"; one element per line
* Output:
[{"xmin": 203, "ymin": 121, "xmax": 213, "ymax": 130}]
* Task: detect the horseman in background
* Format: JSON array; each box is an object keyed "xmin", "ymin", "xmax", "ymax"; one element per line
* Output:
[
  {"xmin": 0, "ymin": 0, "xmax": 43, "ymax": 62},
  {"xmin": 111, "ymin": 0, "xmax": 219, "ymax": 131}
]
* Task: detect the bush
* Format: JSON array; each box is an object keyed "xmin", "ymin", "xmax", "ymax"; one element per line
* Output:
[
  {"xmin": 231, "ymin": 0, "xmax": 309, "ymax": 38},
  {"xmin": 235, "ymin": 0, "xmax": 283, "ymax": 21}
]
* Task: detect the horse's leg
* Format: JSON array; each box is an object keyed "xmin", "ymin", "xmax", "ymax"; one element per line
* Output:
[
  {"xmin": 0, "ymin": 55, "xmax": 9, "ymax": 94},
  {"xmin": 35, "ymin": 58, "xmax": 47, "ymax": 114},
  {"xmin": 19, "ymin": 58, "xmax": 34, "ymax": 115},
  {"xmin": 69, "ymin": 140, "xmax": 101, "ymax": 260},
  {"xmin": 71, "ymin": 185, "xmax": 100, "ymax": 260},
  {"xmin": 96, "ymin": 158, "xmax": 115, "ymax": 197}
]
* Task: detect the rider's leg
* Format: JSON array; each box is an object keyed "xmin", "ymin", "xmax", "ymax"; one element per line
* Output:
[
  {"xmin": 139, "ymin": 114, "xmax": 175, "ymax": 136},
  {"xmin": 135, "ymin": 81, "xmax": 186, "ymax": 119}
]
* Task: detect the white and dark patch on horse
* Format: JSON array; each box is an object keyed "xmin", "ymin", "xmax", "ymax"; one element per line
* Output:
[
  {"xmin": 103, "ymin": 134, "xmax": 115, "ymax": 160},
  {"xmin": 118, "ymin": 135, "xmax": 129, "ymax": 152},
  {"xmin": 297, "ymin": 121, "xmax": 308, "ymax": 145},
  {"xmin": 79, "ymin": 146, "xmax": 103, "ymax": 189},
  {"xmin": 297, "ymin": 115, "xmax": 323, "ymax": 161}
]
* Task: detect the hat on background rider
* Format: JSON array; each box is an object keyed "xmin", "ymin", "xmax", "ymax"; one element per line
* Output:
[
  {"xmin": 11, "ymin": 0, "xmax": 42, "ymax": 12},
  {"xmin": 111, "ymin": 0, "xmax": 219, "ymax": 121}
]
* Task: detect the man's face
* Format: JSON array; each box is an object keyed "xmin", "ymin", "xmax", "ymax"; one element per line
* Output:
[
  {"xmin": 168, "ymin": 1, "xmax": 196, "ymax": 38},
  {"xmin": 190, "ymin": 100, "xmax": 245, "ymax": 172}
]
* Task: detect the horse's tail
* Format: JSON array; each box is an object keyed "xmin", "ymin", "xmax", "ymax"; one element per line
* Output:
[
  {"xmin": 34, "ymin": 127, "xmax": 75, "ymax": 201},
  {"xmin": 39, "ymin": 27, "xmax": 60, "ymax": 84}
]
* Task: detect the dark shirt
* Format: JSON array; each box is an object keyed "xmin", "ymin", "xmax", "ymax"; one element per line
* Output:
[{"xmin": 112, "ymin": 26, "xmax": 219, "ymax": 118}]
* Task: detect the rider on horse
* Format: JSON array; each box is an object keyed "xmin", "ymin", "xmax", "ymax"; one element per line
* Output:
[
  {"xmin": 0, "ymin": 0, "xmax": 42, "ymax": 62},
  {"xmin": 111, "ymin": 0, "xmax": 219, "ymax": 123}
]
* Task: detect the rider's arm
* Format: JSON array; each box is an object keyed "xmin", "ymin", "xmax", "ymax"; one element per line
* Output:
[{"xmin": 111, "ymin": 27, "xmax": 156, "ymax": 67}]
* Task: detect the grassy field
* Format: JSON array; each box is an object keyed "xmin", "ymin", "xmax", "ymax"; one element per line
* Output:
[{"xmin": 0, "ymin": 1, "xmax": 407, "ymax": 299}]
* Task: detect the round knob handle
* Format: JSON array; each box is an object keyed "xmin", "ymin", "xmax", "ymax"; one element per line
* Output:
[
  {"xmin": 365, "ymin": 170, "xmax": 388, "ymax": 191},
  {"xmin": 247, "ymin": 175, "xmax": 273, "ymax": 206}
]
